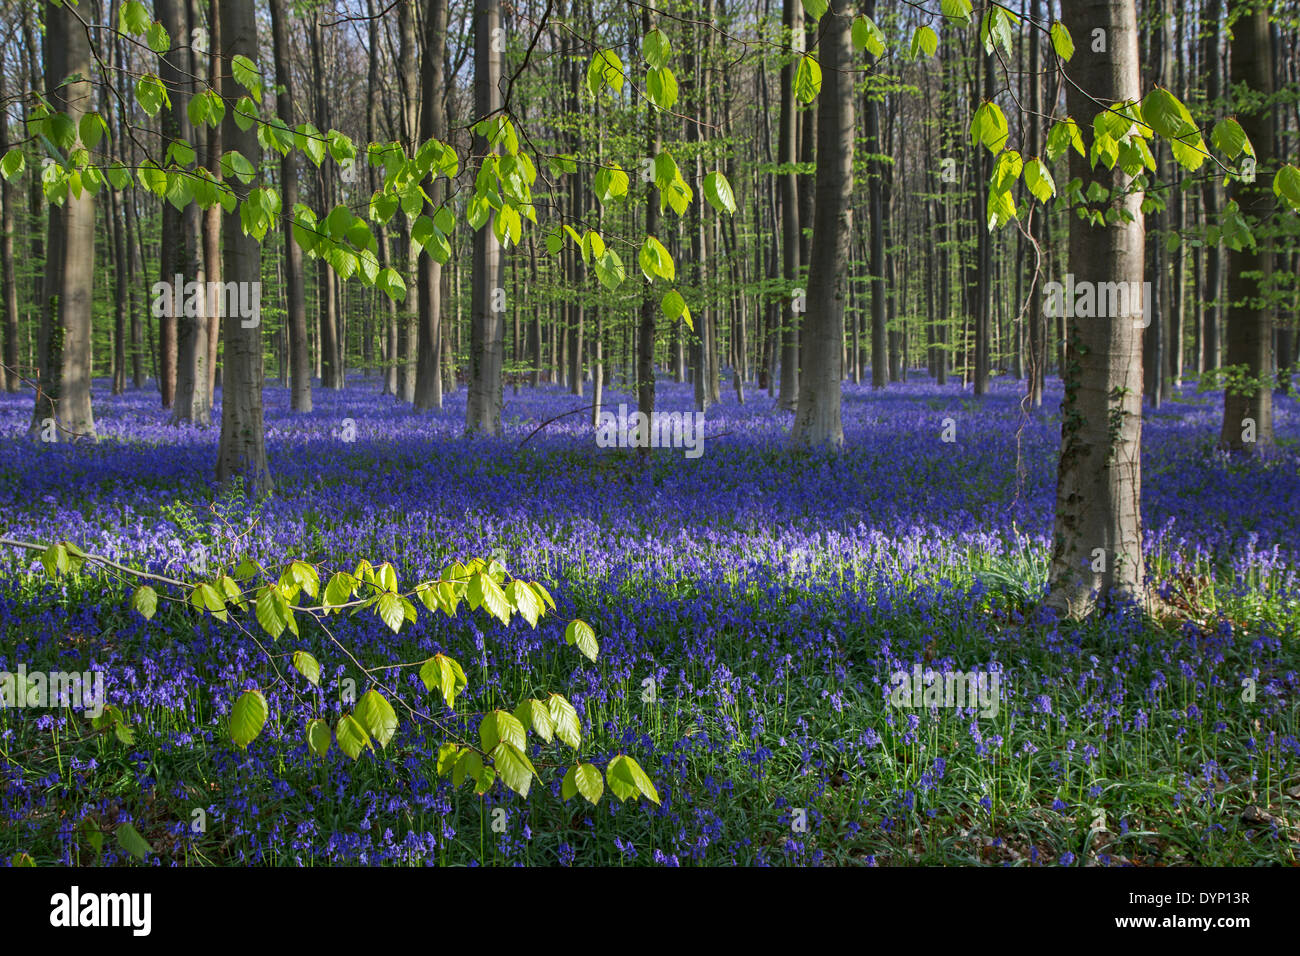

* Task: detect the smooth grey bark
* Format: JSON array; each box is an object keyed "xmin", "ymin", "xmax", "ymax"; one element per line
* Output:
[
  {"xmin": 413, "ymin": 0, "xmax": 448, "ymax": 411},
  {"xmin": 215, "ymin": 0, "xmax": 271, "ymax": 494},
  {"xmin": 31, "ymin": 1, "xmax": 95, "ymax": 441},
  {"xmin": 1142, "ymin": 0, "xmax": 1171, "ymax": 409},
  {"xmin": 203, "ymin": 0, "xmax": 222, "ymax": 403},
  {"xmin": 162, "ymin": 0, "xmax": 210, "ymax": 426},
  {"xmin": 1201, "ymin": 0, "xmax": 1223, "ymax": 373},
  {"xmin": 311, "ymin": 10, "xmax": 343, "ymax": 390},
  {"xmin": 1026, "ymin": 0, "xmax": 1045, "ymax": 407},
  {"xmin": 0, "ymin": 37, "xmax": 18, "ymax": 392},
  {"xmin": 776, "ymin": 0, "xmax": 801, "ymax": 409},
  {"xmin": 790, "ymin": 0, "xmax": 852, "ymax": 447},
  {"xmin": 1046, "ymin": 0, "xmax": 1147, "ymax": 618},
  {"xmin": 1220, "ymin": 0, "xmax": 1275, "ymax": 451},
  {"xmin": 270, "ymin": 0, "xmax": 311, "ymax": 412},
  {"xmin": 637, "ymin": 6, "xmax": 660, "ymax": 437},
  {"xmin": 465, "ymin": 0, "xmax": 504, "ymax": 434}
]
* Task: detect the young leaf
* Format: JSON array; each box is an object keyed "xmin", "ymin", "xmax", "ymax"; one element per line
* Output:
[
  {"xmin": 548, "ymin": 694, "xmax": 582, "ymax": 750},
  {"xmin": 1049, "ymin": 22, "xmax": 1074, "ymax": 62},
  {"xmin": 515, "ymin": 698, "xmax": 555, "ymax": 743},
  {"xmin": 1023, "ymin": 158, "xmax": 1057, "ymax": 203},
  {"xmin": 703, "ymin": 171, "xmax": 736, "ymax": 215},
  {"xmin": 306, "ymin": 718, "xmax": 332, "ymax": 758},
  {"xmin": 336, "ymin": 714, "xmax": 373, "ymax": 760},
  {"xmin": 115, "ymin": 822, "xmax": 154, "ymax": 861},
  {"xmin": 642, "ymin": 28, "xmax": 671, "ymax": 68},
  {"xmin": 131, "ymin": 585, "xmax": 158, "ymax": 621},
  {"xmin": 594, "ymin": 249, "xmax": 626, "ymax": 291},
  {"xmin": 230, "ymin": 690, "xmax": 269, "ymax": 749},
  {"xmin": 606, "ymin": 754, "xmax": 661, "ymax": 805},
  {"xmin": 793, "ymin": 56, "xmax": 821, "ymax": 104},
  {"xmin": 851, "ymin": 15, "xmax": 885, "ymax": 56},
  {"xmin": 564, "ymin": 619, "xmax": 600, "ymax": 662},
  {"xmin": 479, "ymin": 709, "xmax": 527, "ymax": 753},
  {"xmin": 562, "ymin": 763, "xmax": 605, "ymax": 805},
  {"xmin": 492, "ymin": 741, "xmax": 537, "ymax": 798},
  {"xmin": 292, "ymin": 650, "xmax": 321, "ymax": 686},
  {"xmin": 355, "ymin": 689, "xmax": 398, "ymax": 748}
]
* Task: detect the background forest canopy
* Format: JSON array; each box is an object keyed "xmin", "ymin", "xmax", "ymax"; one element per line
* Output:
[{"xmin": 1, "ymin": 0, "xmax": 1300, "ymax": 616}]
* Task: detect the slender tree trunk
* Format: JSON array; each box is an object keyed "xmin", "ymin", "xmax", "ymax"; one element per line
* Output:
[
  {"xmin": 1220, "ymin": 0, "xmax": 1275, "ymax": 451},
  {"xmin": 31, "ymin": 1, "xmax": 96, "ymax": 441},
  {"xmin": 215, "ymin": 0, "xmax": 271, "ymax": 493},
  {"xmin": 414, "ymin": 0, "xmax": 448, "ymax": 410},
  {"xmin": 465, "ymin": 0, "xmax": 504, "ymax": 434},
  {"xmin": 163, "ymin": 0, "xmax": 210, "ymax": 425},
  {"xmin": 637, "ymin": 5, "xmax": 661, "ymax": 437},
  {"xmin": 0, "ymin": 39, "xmax": 19, "ymax": 392},
  {"xmin": 271, "ymin": 0, "xmax": 311, "ymax": 412},
  {"xmin": 1046, "ymin": 0, "xmax": 1147, "ymax": 617},
  {"xmin": 776, "ymin": 0, "xmax": 801, "ymax": 409},
  {"xmin": 1201, "ymin": 0, "xmax": 1223, "ymax": 373},
  {"xmin": 791, "ymin": 2, "xmax": 852, "ymax": 447}
]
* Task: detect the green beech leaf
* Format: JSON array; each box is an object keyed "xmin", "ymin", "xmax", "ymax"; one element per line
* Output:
[
  {"xmin": 230, "ymin": 690, "xmax": 269, "ymax": 749},
  {"xmin": 703, "ymin": 171, "xmax": 736, "ymax": 215},
  {"xmin": 355, "ymin": 689, "xmax": 398, "ymax": 748},
  {"xmin": 564, "ymin": 619, "xmax": 600, "ymax": 662},
  {"xmin": 336, "ymin": 714, "xmax": 374, "ymax": 760},
  {"xmin": 292, "ymin": 650, "xmax": 321, "ymax": 686},
  {"xmin": 548, "ymin": 694, "xmax": 582, "ymax": 749},
  {"xmin": 492, "ymin": 741, "xmax": 537, "ymax": 798},
  {"xmin": 306, "ymin": 718, "xmax": 331, "ymax": 757}
]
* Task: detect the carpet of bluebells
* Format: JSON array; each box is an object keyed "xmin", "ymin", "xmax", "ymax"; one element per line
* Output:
[{"xmin": 1, "ymin": 372, "xmax": 1299, "ymax": 866}]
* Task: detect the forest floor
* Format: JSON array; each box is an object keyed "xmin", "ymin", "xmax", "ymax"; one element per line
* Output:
[{"xmin": 1, "ymin": 374, "xmax": 1298, "ymax": 865}]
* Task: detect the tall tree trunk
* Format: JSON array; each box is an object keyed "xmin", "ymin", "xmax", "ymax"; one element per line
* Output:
[
  {"xmin": 215, "ymin": 0, "xmax": 271, "ymax": 493},
  {"xmin": 1142, "ymin": 0, "xmax": 1171, "ymax": 409},
  {"xmin": 204, "ymin": 0, "xmax": 223, "ymax": 402},
  {"xmin": 1046, "ymin": 0, "xmax": 1147, "ymax": 618},
  {"xmin": 155, "ymin": 0, "xmax": 190, "ymax": 410},
  {"xmin": 163, "ymin": 0, "xmax": 210, "ymax": 425},
  {"xmin": 414, "ymin": 0, "xmax": 449, "ymax": 410},
  {"xmin": 790, "ymin": 2, "xmax": 852, "ymax": 447},
  {"xmin": 1201, "ymin": 0, "xmax": 1223, "ymax": 373},
  {"xmin": 0, "ymin": 38, "xmax": 19, "ymax": 392},
  {"xmin": 973, "ymin": 46, "xmax": 993, "ymax": 396},
  {"xmin": 465, "ymin": 0, "xmax": 504, "ymax": 434},
  {"xmin": 31, "ymin": 1, "xmax": 96, "ymax": 441},
  {"xmin": 312, "ymin": 10, "xmax": 343, "ymax": 391},
  {"xmin": 1026, "ymin": 0, "xmax": 1045, "ymax": 407},
  {"xmin": 776, "ymin": 0, "xmax": 801, "ymax": 409},
  {"xmin": 271, "ymin": 0, "xmax": 311, "ymax": 412},
  {"xmin": 637, "ymin": 5, "xmax": 661, "ymax": 436},
  {"xmin": 1220, "ymin": 0, "xmax": 1275, "ymax": 451}
]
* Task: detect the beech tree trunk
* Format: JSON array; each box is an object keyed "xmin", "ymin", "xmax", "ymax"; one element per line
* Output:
[
  {"xmin": 163, "ymin": 0, "xmax": 211, "ymax": 426},
  {"xmin": 1201, "ymin": 0, "xmax": 1223, "ymax": 373},
  {"xmin": 790, "ymin": 1, "xmax": 852, "ymax": 447},
  {"xmin": 465, "ymin": 0, "xmax": 504, "ymax": 434},
  {"xmin": 776, "ymin": 0, "xmax": 801, "ymax": 410},
  {"xmin": 271, "ymin": 0, "xmax": 311, "ymax": 412},
  {"xmin": 31, "ymin": 1, "xmax": 96, "ymax": 442},
  {"xmin": 414, "ymin": 0, "xmax": 449, "ymax": 411},
  {"xmin": 1046, "ymin": 0, "xmax": 1147, "ymax": 618},
  {"xmin": 1220, "ymin": 0, "xmax": 1275, "ymax": 451},
  {"xmin": 215, "ymin": 0, "xmax": 271, "ymax": 494},
  {"xmin": 0, "ymin": 38, "xmax": 18, "ymax": 393}
]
